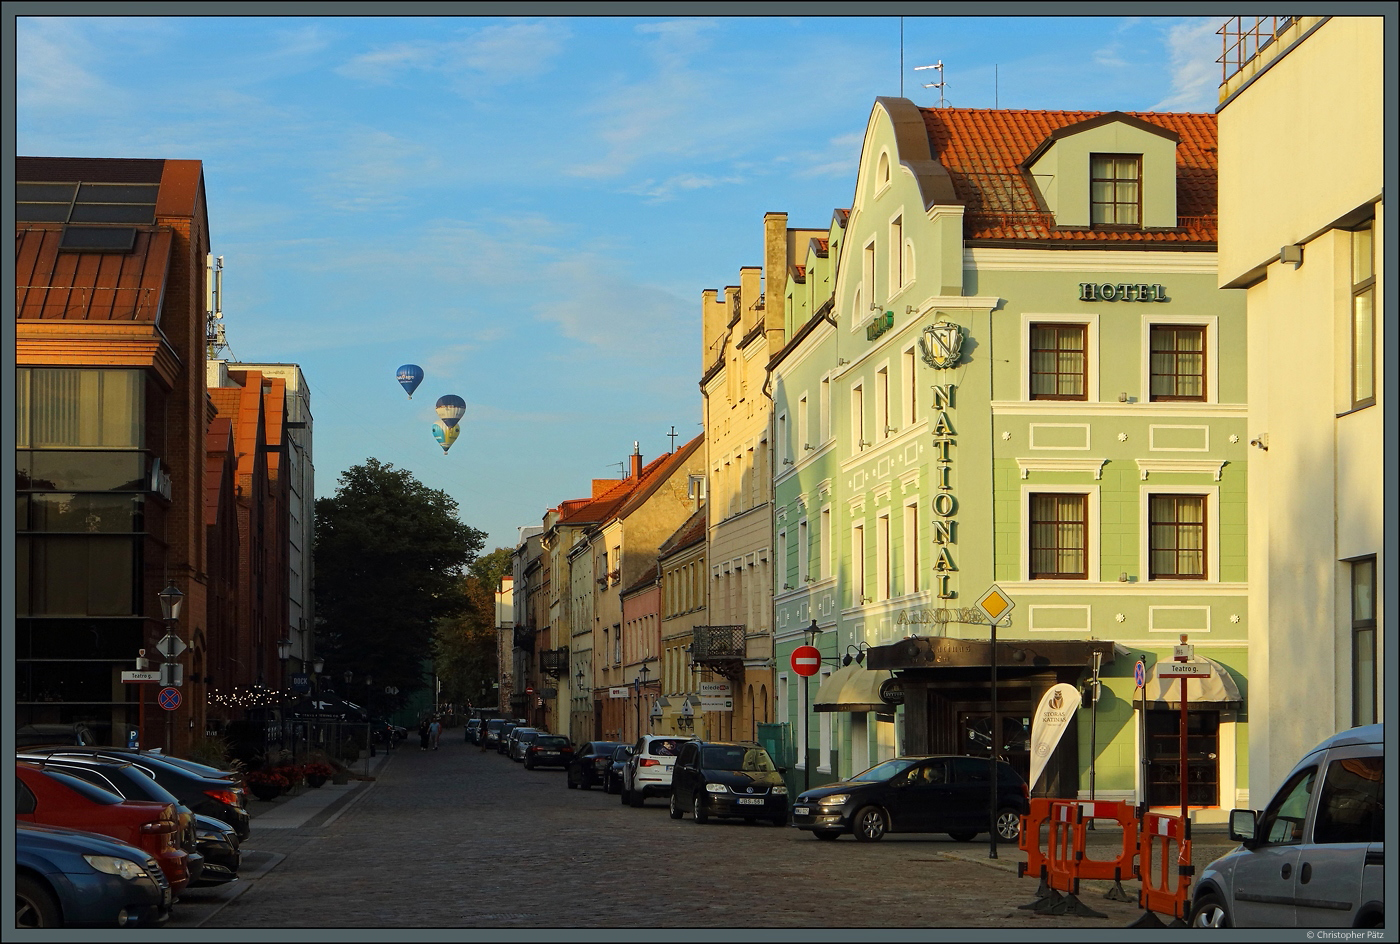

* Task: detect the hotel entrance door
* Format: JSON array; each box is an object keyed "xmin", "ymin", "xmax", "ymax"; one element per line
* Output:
[{"xmin": 957, "ymin": 710, "xmax": 1032, "ymax": 785}]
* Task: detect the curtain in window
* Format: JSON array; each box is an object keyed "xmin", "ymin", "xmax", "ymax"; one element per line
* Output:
[
  {"xmin": 1030, "ymin": 325, "xmax": 1086, "ymax": 399},
  {"xmin": 1150, "ymin": 495, "xmax": 1205, "ymax": 578},
  {"xmin": 1031, "ymin": 494, "xmax": 1086, "ymax": 578},
  {"xmin": 1150, "ymin": 327, "xmax": 1205, "ymax": 400},
  {"xmin": 27, "ymin": 369, "xmax": 142, "ymax": 448}
]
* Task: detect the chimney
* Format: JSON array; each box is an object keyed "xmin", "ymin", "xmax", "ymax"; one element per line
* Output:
[{"xmin": 629, "ymin": 441, "xmax": 642, "ymax": 479}]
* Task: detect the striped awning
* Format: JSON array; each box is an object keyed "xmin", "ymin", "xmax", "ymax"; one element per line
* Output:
[
  {"xmin": 1144, "ymin": 657, "xmax": 1243, "ymax": 708},
  {"xmin": 813, "ymin": 665, "xmax": 893, "ymax": 713}
]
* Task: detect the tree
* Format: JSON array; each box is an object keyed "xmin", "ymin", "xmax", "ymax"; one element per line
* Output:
[
  {"xmin": 314, "ymin": 459, "xmax": 485, "ymax": 705},
  {"xmin": 434, "ymin": 547, "xmax": 512, "ymax": 711}
]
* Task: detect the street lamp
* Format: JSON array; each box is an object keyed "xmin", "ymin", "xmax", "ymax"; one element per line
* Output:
[
  {"xmin": 157, "ymin": 583, "xmax": 184, "ymax": 754},
  {"xmin": 803, "ymin": 620, "xmax": 822, "ymax": 793},
  {"xmin": 634, "ymin": 663, "xmax": 652, "ymax": 741}
]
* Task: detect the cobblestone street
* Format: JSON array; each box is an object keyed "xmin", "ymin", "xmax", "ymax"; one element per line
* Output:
[{"xmin": 185, "ymin": 735, "xmax": 1224, "ymax": 930}]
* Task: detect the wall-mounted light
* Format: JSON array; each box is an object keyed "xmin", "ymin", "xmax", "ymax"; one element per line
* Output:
[
  {"xmin": 838, "ymin": 358, "xmax": 850, "ymax": 366},
  {"xmin": 804, "ymin": 443, "xmax": 815, "ymax": 451},
  {"xmin": 1250, "ymin": 434, "xmax": 1269, "ymax": 451},
  {"xmin": 1118, "ymin": 392, "xmax": 1129, "ymax": 403},
  {"xmin": 783, "ymin": 458, "xmax": 794, "ymax": 465},
  {"xmin": 1119, "ymin": 572, "xmax": 1130, "ymax": 582},
  {"xmin": 1280, "ymin": 244, "xmax": 1303, "ymax": 268}
]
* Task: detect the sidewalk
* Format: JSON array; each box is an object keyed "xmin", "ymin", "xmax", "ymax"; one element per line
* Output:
[{"xmin": 245, "ymin": 747, "xmax": 393, "ymax": 830}]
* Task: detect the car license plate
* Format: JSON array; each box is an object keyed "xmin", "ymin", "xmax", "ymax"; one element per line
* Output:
[
  {"xmin": 793, "ymin": 806, "xmax": 810, "ymax": 815},
  {"xmin": 738, "ymin": 797, "xmax": 763, "ymax": 805},
  {"xmin": 540, "ymin": 751, "xmax": 558, "ymax": 756},
  {"xmin": 162, "ymin": 886, "xmax": 172, "ymax": 907}
]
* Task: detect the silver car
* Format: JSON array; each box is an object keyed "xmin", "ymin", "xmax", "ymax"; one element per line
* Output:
[{"xmin": 1191, "ymin": 723, "xmax": 1384, "ymax": 929}]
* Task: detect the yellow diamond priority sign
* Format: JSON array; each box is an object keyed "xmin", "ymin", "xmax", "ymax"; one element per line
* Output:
[{"xmin": 974, "ymin": 584, "xmax": 1015, "ymax": 625}]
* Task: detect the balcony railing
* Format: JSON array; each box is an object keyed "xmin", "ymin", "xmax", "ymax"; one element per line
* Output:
[
  {"xmin": 1218, "ymin": 16, "xmax": 1302, "ymax": 84},
  {"xmin": 691, "ymin": 625, "xmax": 746, "ymax": 661},
  {"xmin": 540, "ymin": 647, "xmax": 569, "ymax": 679}
]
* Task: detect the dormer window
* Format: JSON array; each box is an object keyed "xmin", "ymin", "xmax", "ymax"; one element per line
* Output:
[{"xmin": 1090, "ymin": 154, "xmax": 1141, "ymax": 226}]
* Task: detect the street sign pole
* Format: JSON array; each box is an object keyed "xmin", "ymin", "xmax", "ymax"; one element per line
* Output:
[{"xmin": 975, "ymin": 585, "xmax": 1016, "ymax": 861}]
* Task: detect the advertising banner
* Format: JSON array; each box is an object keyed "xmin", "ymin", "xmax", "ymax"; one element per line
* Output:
[{"xmin": 1029, "ymin": 683, "xmax": 1082, "ymax": 791}]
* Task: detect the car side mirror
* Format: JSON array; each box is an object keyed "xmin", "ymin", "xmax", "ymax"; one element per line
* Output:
[{"xmin": 1229, "ymin": 808, "xmax": 1258, "ymax": 844}]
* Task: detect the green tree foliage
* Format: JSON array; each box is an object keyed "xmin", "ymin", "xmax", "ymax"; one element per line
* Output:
[
  {"xmin": 315, "ymin": 459, "xmax": 485, "ymax": 703},
  {"xmin": 434, "ymin": 547, "xmax": 512, "ymax": 711}
]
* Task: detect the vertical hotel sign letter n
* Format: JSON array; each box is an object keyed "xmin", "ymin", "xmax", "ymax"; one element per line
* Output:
[{"xmin": 920, "ymin": 319, "xmax": 963, "ymax": 600}]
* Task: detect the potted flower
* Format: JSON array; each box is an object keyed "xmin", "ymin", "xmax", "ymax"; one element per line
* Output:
[
  {"xmin": 303, "ymin": 762, "xmax": 335, "ymax": 788},
  {"xmin": 245, "ymin": 768, "xmax": 290, "ymax": 801}
]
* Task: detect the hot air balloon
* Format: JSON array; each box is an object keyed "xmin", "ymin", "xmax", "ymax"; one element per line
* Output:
[
  {"xmin": 431, "ymin": 421, "xmax": 460, "ymax": 455},
  {"xmin": 435, "ymin": 394, "xmax": 466, "ymax": 429},
  {"xmin": 396, "ymin": 364, "xmax": 424, "ymax": 399}
]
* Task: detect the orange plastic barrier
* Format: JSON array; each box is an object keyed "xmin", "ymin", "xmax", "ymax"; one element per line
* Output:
[
  {"xmin": 1045, "ymin": 800, "xmax": 1082, "ymax": 895},
  {"xmin": 1074, "ymin": 800, "xmax": 1140, "ymax": 883},
  {"xmin": 1017, "ymin": 798, "xmax": 1055, "ymax": 882},
  {"xmin": 1138, "ymin": 811, "xmax": 1193, "ymax": 920}
]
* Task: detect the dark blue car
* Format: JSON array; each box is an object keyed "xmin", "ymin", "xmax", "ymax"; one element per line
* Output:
[{"xmin": 17, "ymin": 822, "xmax": 171, "ymax": 928}]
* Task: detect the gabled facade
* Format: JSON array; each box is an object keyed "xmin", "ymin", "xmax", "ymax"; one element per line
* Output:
[
  {"xmin": 656, "ymin": 508, "xmax": 708, "ymax": 737},
  {"xmin": 772, "ymin": 100, "xmax": 1249, "ymax": 818},
  {"xmin": 699, "ymin": 213, "xmax": 825, "ymax": 745},
  {"xmin": 1216, "ymin": 15, "xmax": 1385, "ymax": 800}
]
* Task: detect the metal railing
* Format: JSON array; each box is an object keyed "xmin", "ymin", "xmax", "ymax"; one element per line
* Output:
[
  {"xmin": 1218, "ymin": 16, "xmax": 1300, "ymax": 84},
  {"xmin": 539, "ymin": 646, "xmax": 569, "ymax": 678},
  {"xmin": 691, "ymin": 625, "xmax": 747, "ymax": 661}
]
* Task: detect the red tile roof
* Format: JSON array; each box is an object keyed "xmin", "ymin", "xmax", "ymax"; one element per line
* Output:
[
  {"xmin": 658, "ymin": 507, "xmax": 706, "ymax": 560},
  {"xmin": 920, "ymin": 108, "xmax": 1218, "ymax": 244}
]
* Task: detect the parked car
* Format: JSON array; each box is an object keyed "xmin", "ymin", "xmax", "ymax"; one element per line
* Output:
[
  {"xmin": 16, "ymin": 762, "xmax": 191, "ymax": 897},
  {"xmin": 523, "ymin": 735, "xmax": 574, "ymax": 770},
  {"xmin": 509, "ymin": 728, "xmax": 545, "ymax": 762},
  {"xmin": 98, "ymin": 749, "xmax": 244, "ymax": 787},
  {"xmin": 495, "ymin": 722, "xmax": 521, "ymax": 754},
  {"xmin": 482, "ymin": 719, "xmax": 508, "ymax": 750},
  {"xmin": 17, "ymin": 822, "xmax": 171, "ymax": 928},
  {"xmin": 1191, "ymin": 723, "xmax": 1384, "ymax": 929},
  {"xmin": 464, "ymin": 719, "xmax": 482, "ymax": 744},
  {"xmin": 503, "ymin": 726, "xmax": 537, "ymax": 759},
  {"xmin": 18, "ymin": 753, "xmax": 206, "ymax": 887},
  {"xmin": 190, "ymin": 815, "xmax": 241, "ymax": 886},
  {"xmin": 567, "ymin": 741, "xmax": 626, "ymax": 790},
  {"xmin": 27, "ymin": 748, "xmax": 250, "ymax": 840},
  {"xmin": 669, "ymin": 739, "xmax": 789, "ymax": 826},
  {"xmin": 621, "ymin": 735, "xmax": 690, "ymax": 807},
  {"xmin": 603, "ymin": 745, "xmax": 632, "ymax": 795},
  {"xmin": 790, "ymin": 755, "xmax": 1029, "ymax": 842}
]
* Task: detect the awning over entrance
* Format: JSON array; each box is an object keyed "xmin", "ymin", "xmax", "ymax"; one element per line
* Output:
[
  {"xmin": 866, "ymin": 635, "xmax": 1117, "ymax": 673},
  {"xmin": 812, "ymin": 665, "xmax": 892, "ymax": 713},
  {"xmin": 1144, "ymin": 658, "xmax": 1243, "ymax": 709}
]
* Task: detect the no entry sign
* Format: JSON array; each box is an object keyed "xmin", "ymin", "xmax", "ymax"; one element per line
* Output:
[{"xmin": 791, "ymin": 645, "xmax": 821, "ymax": 677}]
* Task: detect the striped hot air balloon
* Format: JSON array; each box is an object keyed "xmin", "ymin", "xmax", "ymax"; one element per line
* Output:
[{"xmin": 435, "ymin": 394, "xmax": 466, "ymax": 429}]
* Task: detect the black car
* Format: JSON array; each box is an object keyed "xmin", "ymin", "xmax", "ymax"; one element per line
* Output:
[
  {"xmin": 17, "ymin": 754, "xmax": 207, "ymax": 887},
  {"xmin": 28, "ymin": 748, "xmax": 251, "ymax": 840},
  {"xmin": 190, "ymin": 814, "xmax": 241, "ymax": 885},
  {"xmin": 495, "ymin": 722, "xmax": 521, "ymax": 754},
  {"xmin": 566, "ymin": 741, "xmax": 626, "ymax": 790},
  {"xmin": 791, "ymin": 755, "xmax": 1029, "ymax": 842},
  {"xmin": 602, "ymin": 745, "xmax": 632, "ymax": 795},
  {"xmin": 522, "ymin": 735, "xmax": 574, "ymax": 770},
  {"xmin": 481, "ymin": 719, "xmax": 507, "ymax": 750},
  {"xmin": 464, "ymin": 719, "xmax": 482, "ymax": 744},
  {"xmin": 669, "ymin": 740, "xmax": 789, "ymax": 826}
]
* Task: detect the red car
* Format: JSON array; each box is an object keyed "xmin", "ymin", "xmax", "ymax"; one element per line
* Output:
[{"xmin": 16, "ymin": 762, "xmax": 190, "ymax": 898}]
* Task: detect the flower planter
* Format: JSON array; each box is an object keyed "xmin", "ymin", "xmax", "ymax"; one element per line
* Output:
[
  {"xmin": 306, "ymin": 773, "xmax": 328, "ymax": 788},
  {"xmin": 250, "ymin": 783, "xmax": 282, "ymax": 802}
]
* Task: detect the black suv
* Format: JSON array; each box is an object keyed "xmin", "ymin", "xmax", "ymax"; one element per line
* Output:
[
  {"xmin": 669, "ymin": 740, "xmax": 789, "ymax": 827},
  {"xmin": 791, "ymin": 755, "xmax": 1028, "ymax": 842}
]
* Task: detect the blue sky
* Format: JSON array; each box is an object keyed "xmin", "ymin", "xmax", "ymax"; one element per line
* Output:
[{"xmin": 16, "ymin": 13, "xmax": 1226, "ymax": 552}]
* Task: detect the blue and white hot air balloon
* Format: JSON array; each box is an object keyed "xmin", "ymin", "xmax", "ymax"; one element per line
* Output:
[
  {"xmin": 431, "ymin": 421, "xmax": 460, "ymax": 455},
  {"xmin": 435, "ymin": 394, "xmax": 466, "ymax": 429},
  {"xmin": 396, "ymin": 364, "xmax": 424, "ymax": 399}
]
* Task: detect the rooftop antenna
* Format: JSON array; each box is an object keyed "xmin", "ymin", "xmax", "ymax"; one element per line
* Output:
[
  {"xmin": 205, "ymin": 254, "xmax": 228, "ymax": 360},
  {"xmin": 915, "ymin": 60, "xmax": 948, "ymax": 108}
]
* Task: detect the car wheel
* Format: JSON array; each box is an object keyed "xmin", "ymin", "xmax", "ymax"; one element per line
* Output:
[
  {"xmin": 524, "ymin": 760, "xmax": 534, "ymax": 770},
  {"xmin": 567, "ymin": 775, "xmax": 578, "ymax": 789},
  {"xmin": 629, "ymin": 789, "xmax": 644, "ymax": 808},
  {"xmin": 947, "ymin": 831, "xmax": 977, "ymax": 843},
  {"xmin": 620, "ymin": 787, "xmax": 631, "ymax": 805},
  {"xmin": 854, "ymin": 806, "xmax": 888, "ymax": 841},
  {"xmin": 1189, "ymin": 892, "xmax": 1232, "ymax": 928},
  {"xmin": 813, "ymin": 829, "xmax": 841, "ymax": 841},
  {"xmin": 669, "ymin": 793, "xmax": 684, "ymax": 820},
  {"xmin": 692, "ymin": 795, "xmax": 709, "ymax": 824},
  {"xmin": 770, "ymin": 814, "xmax": 788, "ymax": 828},
  {"xmin": 995, "ymin": 808, "xmax": 1022, "ymax": 841},
  {"xmin": 16, "ymin": 876, "xmax": 61, "ymax": 929}
]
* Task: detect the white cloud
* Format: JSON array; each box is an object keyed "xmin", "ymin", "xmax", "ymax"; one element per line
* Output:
[
  {"xmin": 336, "ymin": 20, "xmax": 569, "ymax": 89},
  {"xmin": 16, "ymin": 17, "xmax": 112, "ymax": 109},
  {"xmin": 623, "ymin": 172, "xmax": 746, "ymax": 201},
  {"xmin": 1150, "ymin": 18, "xmax": 1227, "ymax": 112}
]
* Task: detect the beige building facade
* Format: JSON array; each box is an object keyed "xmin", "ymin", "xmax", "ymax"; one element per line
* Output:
[{"xmin": 1216, "ymin": 15, "xmax": 1386, "ymax": 799}]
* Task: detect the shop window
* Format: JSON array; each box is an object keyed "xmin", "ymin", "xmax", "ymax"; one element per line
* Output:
[
  {"xmin": 1149, "ymin": 495, "xmax": 1206, "ymax": 579},
  {"xmin": 1351, "ymin": 222, "xmax": 1375, "ymax": 409},
  {"xmin": 1030, "ymin": 324, "xmax": 1088, "ymax": 400},
  {"xmin": 1351, "ymin": 556, "xmax": 1377, "ymax": 726},
  {"xmin": 1030, "ymin": 493, "xmax": 1087, "ymax": 579},
  {"xmin": 16, "ymin": 368, "xmax": 144, "ymax": 449},
  {"xmin": 1090, "ymin": 154, "xmax": 1141, "ymax": 226},
  {"xmin": 1150, "ymin": 325, "xmax": 1206, "ymax": 401}
]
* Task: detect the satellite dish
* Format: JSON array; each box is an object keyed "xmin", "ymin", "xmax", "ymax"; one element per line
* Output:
[{"xmin": 396, "ymin": 365, "xmax": 424, "ymax": 399}]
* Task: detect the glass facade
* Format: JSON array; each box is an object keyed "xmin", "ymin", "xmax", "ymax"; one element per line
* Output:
[{"xmin": 15, "ymin": 367, "xmax": 156, "ymax": 731}]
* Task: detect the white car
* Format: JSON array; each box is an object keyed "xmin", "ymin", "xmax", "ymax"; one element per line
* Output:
[{"xmin": 621, "ymin": 735, "xmax": 690, "ymax": 808}]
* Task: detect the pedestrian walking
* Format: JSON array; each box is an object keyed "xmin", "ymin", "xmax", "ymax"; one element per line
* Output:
[
  {"xmin": 480, "ymin": 719, "xmax": 491, "ymax": 752},
  {"xmin": 429, "ymin": 717, "xmax": 441, "ymax": 750},
  {"xmin": 418, "ymin": 718, "xmax": 430, "ymax": 751}
]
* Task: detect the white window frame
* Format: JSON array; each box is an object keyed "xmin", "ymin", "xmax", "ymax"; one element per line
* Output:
[
  {"xmin": 876, "ymin": 365, "xmax": 890, "ymax": 440},
  {"xmin": 852, "ymin": 384, "xmax": 866, "ymax": 451},
  {"xmin": 820, "ymin": 506, "xmax": 832, "ymax": 580},
  {"xmin": 1021, "ymin": 312, "xmax": 1101, "ymax": 403},
  {"xmin": 1020, "ymin": 484, "xmax": 1101, "ymax": 582},
  {"xmin": 876, "ymin": 513, "xmax": 891, "ymax": 601},
  {"xmin": 1140, "ymin": 484, "xmax": 1220, "ymax": 583},
  {"xmin": 777, "ymin": 413, "xmax": 788, "ymax": 468},
  {"xmin": 1140, "ymin": 314, "xmax": 1219, "ymax": 405},
  {"xmin": 820, "ymin": 375, "xmax": 832, "ymax": 443},
  {"xmin": 903, "ymin": 346, "xmax": 917, "ymax": 429},
  {"xmin": 904, "ymin": 500, "xmax": 920, "ymax": 594},
  {"xmin": 777, "ymin": 528, "xmax": 788, "ymax": 591},
  {"xmin": 797, "ymin": 394, "xmax": 809, "ymax": 454},
  {"xmin": 852, "ymin": 521, "xmax": 867, "ymax": 602},
  {"xmin": 889, "ymin": 213, "xmax": 905, "ymax": 293},
  {"xmin": 818, "ymin": 667, "xmax": 833, "ymax": 772}
]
